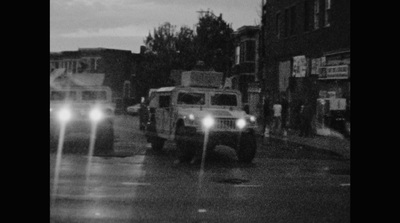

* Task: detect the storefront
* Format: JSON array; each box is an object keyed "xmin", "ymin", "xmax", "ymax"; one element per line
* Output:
[{"xmin": 315, "ymin": 50, "xmax": 350, "ymax": 136}]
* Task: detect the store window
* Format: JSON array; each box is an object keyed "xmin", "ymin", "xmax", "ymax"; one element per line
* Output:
[{"xmin": 324, "ymin": 0, "xmax": 331, "ymax": 27}]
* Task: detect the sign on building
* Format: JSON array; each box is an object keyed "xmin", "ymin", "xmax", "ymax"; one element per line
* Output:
[
  {"xmin": 319, "ymin": 65, "xmax": 349, "ymax": 79},
  {"xmin": 292, "ymin": 55, "xmax": 307, "ymax": 77}
]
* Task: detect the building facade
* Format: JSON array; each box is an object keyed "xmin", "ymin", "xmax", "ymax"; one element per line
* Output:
[
  {"xmin": 50, "ymin": 48, "xmax": 142, "ymax": 112},
  {"xmin": 261, "ymin": 0, "xmax": 350, "ymax": 130},
  {"xmin": 230, "ymin": 26, "xmax": 262, "ymax": 118}
]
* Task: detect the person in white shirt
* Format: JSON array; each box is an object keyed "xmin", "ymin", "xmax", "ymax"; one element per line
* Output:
[{"xmin": 272, "ymin": 99, "xmax": 282, "ymax": 135}]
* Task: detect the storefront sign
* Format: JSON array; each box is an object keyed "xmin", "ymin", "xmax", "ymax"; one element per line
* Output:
[
  {"xmin": 319, "ymin": 65, "xmax": 349, "ymax": 79},
  {"xmin": 292, "ymin": 55, "xmax": 307, "ymax": 78}
]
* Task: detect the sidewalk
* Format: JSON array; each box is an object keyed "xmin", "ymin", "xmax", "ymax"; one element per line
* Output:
[{"xmin": 259, "ymin": 128, "xmax": 350, "ymax": 160}]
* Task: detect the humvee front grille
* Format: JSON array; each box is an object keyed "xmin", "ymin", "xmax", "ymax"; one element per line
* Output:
[{"xmin": 215, "ymin": 118, "xmax": 236, "ymax": 130}]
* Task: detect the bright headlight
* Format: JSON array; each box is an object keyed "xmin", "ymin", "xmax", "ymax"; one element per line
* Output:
[
  {"xmin": 202, "ymin": 116, "xmax": 215, "ymax": 128},
  {"xmin": 250, "ymin": 116, "xmax": 256, "ymax": 122},
  {"xmin": 236, "ymin": 118, "xmax": 246, "ymax": 129},
  {"xmin": 188, "ymin": 114, "xmax": 195, "ymax": 120},
  {"xmin": 58, "ymin": 108, "xmax": 71, "ymax": 122},
  {"xmin": 89, "ymin": 108, "xmax": 103, "ymax": 122}
]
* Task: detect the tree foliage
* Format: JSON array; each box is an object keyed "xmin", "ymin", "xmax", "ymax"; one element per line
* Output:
[{"xmin": 138, "ymin": 11, "xmax": 234, "ymax": 97}]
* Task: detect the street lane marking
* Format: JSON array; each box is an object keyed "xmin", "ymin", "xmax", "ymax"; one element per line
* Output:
[
  {"xmin": 121, "ymin": 182, "xmax": 151, "ymax": 186},
  {"xmin": 234, "ymin": 184, "xmax": 262, "ymax": 188},
  {"xmin": 340, "ymin": 183, "xmax": 350, "ymax": 187},
  {"xmin": 198, "ymin": 209, "xmax": 207, "ymax": 213}
]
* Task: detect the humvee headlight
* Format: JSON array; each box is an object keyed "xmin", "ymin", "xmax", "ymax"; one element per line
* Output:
[
  {"xmin": 236, "ymin": 118, "xmax": 246, "ymax": 129},
  {"xmin": 249, "ymin": 116, "xmax": 256, "ymax": 122},
  {"xmin": 89, "ymin": 108, "xmax": 103, "ymax": 122},
  {"xmin": 202, "ymin": 116, "xmax": 215, "ymax": 129},
  {"xmin": 189, "ymin": 114, "xmax": 195, "ymax": 120},
  {"xmin": 58, "ymin": 108, "xmax": 72, "ymax": 122}
]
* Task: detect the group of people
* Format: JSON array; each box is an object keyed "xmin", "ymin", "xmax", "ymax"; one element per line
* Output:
[{"xmin": 263, "ymin": 94, "xmax": 313, "ymax": 138}]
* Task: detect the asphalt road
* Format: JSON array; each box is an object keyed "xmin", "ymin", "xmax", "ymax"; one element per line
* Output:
[{"xmin": 50, "ymin": 115, "xmax": 350, "ymax": 223}]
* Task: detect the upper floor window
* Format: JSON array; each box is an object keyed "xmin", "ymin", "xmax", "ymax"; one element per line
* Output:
[
  {"xmin": 284, "ymin": 6, "xmax": 297, "ymax": 37},
  {"xmin": 324, "ymin": 0, "xmax": 331, "ymax": 27},
  {"xmin": 238, "ymin": 40, "xmax": 256, "ymax": 63},
  {"xmin": 314, "ymin": 0, "xmax": 320, "ymax": 30},
  {"xmin": 276, "ymin": 12, "xmax": 281, "ymax": 38},
  {"xmin": 245, "ymin": 40, "xmax": 256, "ymax": 62},
  {"xmin": 304, "ymin": 0, "xmax": 311, "ymax": 32},
  {"xmin": 290, "ymin": 6, "xmax": 297, "ymax": 36},
  {"xmin": 235, "ymin": 46, "xmax": 240, "ymax": 65}
]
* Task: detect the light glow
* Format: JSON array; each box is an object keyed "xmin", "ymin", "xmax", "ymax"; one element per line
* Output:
[
  {"xmin": 236, "ymin": 118, "xmax": 246, "ymax": 129},
  {"xmin": 189, "ymin": 114, "xmax": 195, "ymax": 120},
  {"xmin": 249, "ymin": 116, "xmax": 256, "ymax": 122},
  {"xmin": 202, "ymin": 116, "xmax": 215, "ymax": 129},
  {"xmin": 58, "ymin": 108, "xmax": 71, "ymax": 122},
  {"xmin": 89, "ymin": 108, "xmax": 103, "ymax": 122}
]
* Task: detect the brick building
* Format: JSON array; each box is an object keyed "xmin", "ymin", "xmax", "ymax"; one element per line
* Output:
[
  {"xmin": 260, "ymin": 0, "xmax": 350, "ymax": 129},
  {"xmin": 50, "ymin": 48, "xmax": 143, "ymax": 111},
  {"xmin": 229, "ymin": 25, "xmax": 262, "ymax": 117}
]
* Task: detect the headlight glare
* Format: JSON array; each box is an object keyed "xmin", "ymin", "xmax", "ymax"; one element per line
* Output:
[
  {"xmin": 236, "ymin": 118, "xmax": 246, "ymax": 129},
  {"xmin": 250, "ymin": 116, "xmax": 256, "ymax": 122},
  {"xmin": 189, "ymin": 114, "xmax": 195, "ymax": 120},
  {"xmin": 89, "ymin": 108, "xmax": 103, "ymax": 122},
  {"xmin": 58, "ymin": 108, "xmax": 71, "ymax": 122},
  {"xmin": 202, "ymin": 116, "xmax": 215, "ymax": 129}
]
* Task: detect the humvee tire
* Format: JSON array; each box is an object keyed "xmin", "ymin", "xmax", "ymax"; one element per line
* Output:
[{"xmin": 237, "ymin": 132, "xmax": 257, "ymax": 163}]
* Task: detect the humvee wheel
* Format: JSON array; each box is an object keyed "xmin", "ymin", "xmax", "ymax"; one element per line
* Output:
[
  {"xmin": 94, "ymin": 122, "xmax": 114, "ymax": 155},
  {"xmin": 176, "ymin": 125, "xmax": 194, "ymax": 162},
  {"xmin": 237, "ymin": 132, "xmax": 257, "ymax": 163},
  {"xmin": 151, "ymin": 137, "xmax": 165, "ymax": 151}
]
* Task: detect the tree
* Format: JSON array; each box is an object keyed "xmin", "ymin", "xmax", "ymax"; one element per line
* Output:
[
  {"xmin": 194, "ymin": 11, "xmax": 234, "ymax": 75},
  {"xmin": 138, "ymin": 11, "xmax": 235, "ymax": 96}
]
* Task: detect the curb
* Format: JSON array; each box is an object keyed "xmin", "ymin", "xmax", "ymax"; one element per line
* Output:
[{"xmin": 257, "ymin": 133, "xmax": 350, "ymax": 160}]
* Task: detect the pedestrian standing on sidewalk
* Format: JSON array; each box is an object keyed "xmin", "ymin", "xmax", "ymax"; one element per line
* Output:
[
  {"xmin": 263, "ymin": 94, "xmax": 272, "ymax": 133},
  {"xmin": 299, "ymin": 99, "xmax": 313, "ymax": 137},
  {"xmin": 281, "ymin": 94, "xmax": 289, "ymax": 136},
  {"xmin": 272, "ymin": 98, "xmax": 282, "ymax": 135}
]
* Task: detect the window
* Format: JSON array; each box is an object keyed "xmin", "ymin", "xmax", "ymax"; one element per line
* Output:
[
  {"xmin": 276, "ymin": 12, "xmax": 281, "ymax": 37},
  {"xmin": 284, "ymin": 6, "xmax": 296, "ymax": 37},
  {"xmin": 239, "ymin": 42, "xmax": 245, "ymax": 63},
  {"xmin": 235, "ymin": 46, "xmax": 240, "ymax": 65},
  {"xmin": 82, "ymin": 91, "xmax": 107, "ymax": 101},
  {"xmin": 211, "ymin": 94, "xmax": 237, "ymax": 106},
  {"xmin": 314, "ymin": 0, "xmax": 320, "ymax": 30},
  {"xmin": 284, "ymin": 8, "xmax": 289, "ymax": 37},
  {"xmin": 290, "ymin": 6, "xmax": 296, "ymax": 35},
  {"xmin": 50, "ymin": 91, "xmax": 77, "ymax": 101},
  {"xmin": 304, "ymin": 0, "xmax": 311, "ymax": 32},
  {"xmin": 245, "ymin": 40, "xmax": 256, "ymax": 62},
  {"xmin": 159, "ymin": 95, "xmax": 170, "ymax": 108},
  {"xmin": 177, "ymin": 93, "xmax": 205, "ymax": 105},
  {"xmin": 324, "ymin": 0, "xmax": 331, "ymax": 27}
]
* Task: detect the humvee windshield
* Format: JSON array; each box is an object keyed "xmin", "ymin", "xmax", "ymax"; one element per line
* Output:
[
  {"xmin": 177, "ymin": 92, "xmax": 205, "ymax": 105},
  {"xmin": 211, "ymin": 93, "xmax": 237, "ymax": 106},
  {"xmin": 50, "ymin": 91, "xmax": 78, "ymax": 101},
  {"xmin": 82, "ymin": 90, "xmax": 107, "ymax": 101}
]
